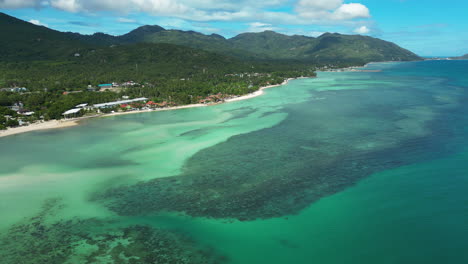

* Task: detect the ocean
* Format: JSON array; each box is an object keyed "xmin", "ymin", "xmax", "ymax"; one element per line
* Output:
[{"xmin": 1, "ymin": 60, "xmax": 467, "ymax": 263}]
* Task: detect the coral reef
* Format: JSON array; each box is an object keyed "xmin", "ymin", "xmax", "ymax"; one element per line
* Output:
[
  {"xmin": 0, "ymin": 199, "xmax": 226, "ymax": 264},
  {"xmin": 94, "ymin": 87, "xmax": 456, "ymax": 220}
]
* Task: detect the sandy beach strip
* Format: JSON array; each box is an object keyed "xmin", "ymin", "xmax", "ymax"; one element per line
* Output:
[
  {"xmin": 224, "ymin": 78, "xmax": 294, "ymax": 103},
  {"xmin": 0, "ymin": 119, "xmax": 79, "ymax": 138},
  {"xmin": 0, "ymin": 77, "xmax": 300, "ymax": 138},
  {"xmin": 100, "ymin": 103, "xmax": 208, "ymax": 118}
]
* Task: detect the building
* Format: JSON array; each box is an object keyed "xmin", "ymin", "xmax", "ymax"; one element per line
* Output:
[
  {"xmin": 122, "ymin": 81, "xmax": 139, "ymax": 87},
  {"xmin": 8, "ymin": 102, "xmax": 23, "ymax": 112},
  {"xmin": 20, "ymin": 111, "xmax": 35, "ymax": 116},
  {"xmin": 0, "ymin": 87, "xmax": 28, "ymax": 93},
  {"xmin": 98, "ymin": 84, "xmax": 113, "ymax": 89},
  {"xmin": 62, "ymin": 108, "xmax": 82, "ymax": 118},
  {"xmin": 87, "ymin": 85, "xmax": 96, "ymax": 92},
  {"xmin": 75, "ymin": 103, "xmax": 88, "ymax": 108},
  {"xmin": 92, "ymin": 98, "xmax": 148, "ymax": 109}
]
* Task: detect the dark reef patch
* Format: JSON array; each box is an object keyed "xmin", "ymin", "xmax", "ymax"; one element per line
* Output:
[
  {"xmin": 92, "ymin": 85, "xmax": 465, "ymax": 221},
  {"xmin": 220, "ymin": 107, "xmax": 257, "ymax": 124},
  {"xmin": 0, "ymin": 199, "xmax": 226, "ymax": 264},
  {"xmin": 179, "ymin": 126, "xmax": 230, "ymax": 138}
]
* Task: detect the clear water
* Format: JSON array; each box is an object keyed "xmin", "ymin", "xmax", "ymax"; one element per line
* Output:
[{"xmin": 1, "ymin": 60, "xmax": 467, "ymax": 263}]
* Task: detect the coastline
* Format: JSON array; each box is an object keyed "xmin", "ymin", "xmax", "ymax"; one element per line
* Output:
[
  {"xmin": 0, "ymin": 119, "xmax": 79, "ymax": 138},
  {"xmin": 0, "ymin": 77, "xmax": 298, "ymax": 138}
]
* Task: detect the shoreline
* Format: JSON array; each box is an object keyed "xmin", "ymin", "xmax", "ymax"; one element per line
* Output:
[
  {"xmin": 0, "ymin": 77, "xmax": 299, "ymax": 138},
  {"xmin": 0, "ymin": 119, "xmax": 79, "ymax": 138}
]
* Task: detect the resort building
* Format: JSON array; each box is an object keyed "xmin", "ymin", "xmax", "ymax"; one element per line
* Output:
[
  {"xmin": 62, "ymin": 108, "xmax": 82, "ymax": 118},
  {"xmin": 92, "ymin": 98, "xmax": 148, "ymax": 109},
  {"xmin": 75, "ymin": 103, "xmax": 88, "ymax": 108},
  {"xmin": 98, "ymin": 84, "xmax": 113, "ymax": 89},
  {"xmin": 0, "ymin": 87, "xmax": 28, "ymax": 93}
]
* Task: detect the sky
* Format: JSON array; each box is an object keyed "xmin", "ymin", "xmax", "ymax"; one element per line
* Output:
[{"xmin": 1, "ymin": 0, "xmax": 467, "ymax": 56}]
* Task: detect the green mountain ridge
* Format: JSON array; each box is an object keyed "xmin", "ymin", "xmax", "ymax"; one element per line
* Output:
[
  {"xmin": 0, "ymin": 12, "xmax": 92, "ymax": 61},
  {"xmin": 74, "ymin": 26, "xmax": 421, "ymax": 63},
  {"xmin": 0, "ymin": 11, "xmax": 421, "ymax": 123},
  {"xmin": 0, "ymin": 12, "xmax": 313, "ymax": 93},
  {"xmin": 450, "ymin": 54, "xmax": 468, "ymax": 60},
  {"xmin": 0, "ymin": 12, "xmax": 420, "ymax": 64}
]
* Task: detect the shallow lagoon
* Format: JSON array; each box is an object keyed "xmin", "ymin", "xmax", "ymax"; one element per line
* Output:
[{"xmin": 1, "ymin": 60, "xmax": 468, "ymax": 263}]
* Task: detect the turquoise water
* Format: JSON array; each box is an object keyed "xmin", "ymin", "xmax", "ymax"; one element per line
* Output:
[{"xmin": 1, "ymin": 60, "xmax": 468, "ymax": 263}]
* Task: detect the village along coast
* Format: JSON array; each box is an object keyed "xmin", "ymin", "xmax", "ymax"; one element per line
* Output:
[{"xmin": 0, "ymin": 78, "xmax": 297, "ymax": 138}]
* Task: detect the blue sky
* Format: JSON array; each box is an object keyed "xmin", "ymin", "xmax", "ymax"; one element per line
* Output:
[{"xmin": 1, "ymin": 0, "xmax": 467, "ymax": 56}]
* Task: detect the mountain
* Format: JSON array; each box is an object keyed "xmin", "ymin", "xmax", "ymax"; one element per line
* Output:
[
  {"xmin": 74, "ymin": 26, "xmax": 420, "ymax": 64},
  {"xmin": 298, "ymin": 33, "xmax": 420, "ymax": 63},
  {"xmin": 0, "ymin": 12, "xmax": 420, "ymax": 121},
  {"xmin": 0, "ymin": 12, "xmax": 420, "ymax": 65},
  {"xmin": 228, "ymin": 31, "xmax": 421, "ymax": 63},
  {"xmin": 0, "ymin": 12, "xmax": 315, "ymax": 92},
  {"xmin": 229, "ymin": 31, "xmax": 314, "ymax": 59},
  {"xmin": 0, "ymin": 12, "xmax": 91, "ymax": 61},
  {"xmin": 450, "ymin": 54, "xmax": 468, "ymax": 60}
]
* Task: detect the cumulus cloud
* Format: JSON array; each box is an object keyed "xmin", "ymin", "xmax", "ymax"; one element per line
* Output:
[
  {"xmin": 0, "ymin": 0, "xmax": 40, "ymax": 8},
  {"xmin": 247, "ymin": 22, "xmax": 277, "ymax": 32},
  {"xmin": 296, "ymin": 0, "xmax": 370, "ymax": 21},
  {"xmin": 309, "ymin": 31, "xmax": 326, "ymax": 37},
  {"xmin": 180, "ymin": 0, "xmax": 288, "ymax": 12},
  {"xmin": 1, "ymin": 0, "xmax": 372, "ymax": 28},
  {"xmin": 117, "ymin": 17, "xmax": 137, "ymax": 23},
  {"xmin": 296, "ymin": 0, "xmax": 342, "ymax": 11},
  {"xmin": 354, "ymin": 25, "xmax": 370, "ymax": 34},
  {"xmin": 28, "ymin": 19, "xmax": 48, "ymax": 26},
  {"xmin": 332, "ymin": 3, "xmax": 370, "ymax": 20},
  {"xmin": 47, "ymin": 0, "xmax": 190, "ymax": 15},
  {"xmin": 50, "ymin": 0, "xmax": 81, "ymax": 12}
]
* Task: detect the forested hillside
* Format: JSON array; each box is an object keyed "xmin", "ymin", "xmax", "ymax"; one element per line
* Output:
[
  {"xmin": 0, "ymin": 11, "xmax": 420, "ymax": 125},
  {"xmin": 450, "ymin": 54, "xmax": 468, "ymax": 60}
]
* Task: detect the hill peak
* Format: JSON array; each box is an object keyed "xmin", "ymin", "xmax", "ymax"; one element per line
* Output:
[{"xmin": 126, "ymin": 25, "xmax": 165, "ymax": 35}]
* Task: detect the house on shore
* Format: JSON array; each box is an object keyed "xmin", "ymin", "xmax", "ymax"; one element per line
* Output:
[
  {"xmin": 1, "ymin": 87, "xmax": 28, "ymax": 93},
  {"xmin": 98, "ymin": 83, "xmax": 122, "ymax": 92},
  {"xmin": 98, "ymin": 84, "xmax": 113, "ymax": 89},
  {"xmin": 93, "ymin": 98, "xmax": 148, "ymax": 109},
  {"xmin": 8, "ymin": 102, "xmax": 24, "ymax": 112},
  {"xmin": 62, "ymin": 108, "xmax": 82, "ymax": 119}
]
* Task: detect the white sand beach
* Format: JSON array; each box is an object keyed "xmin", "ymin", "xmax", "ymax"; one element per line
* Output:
[
  {"xmin": 0, "ymin": 119, "xmax": 79, "ymax": 138},
  {"xmin": 0, "ymin": 77, "xmax": 300, "ymax": 138}
]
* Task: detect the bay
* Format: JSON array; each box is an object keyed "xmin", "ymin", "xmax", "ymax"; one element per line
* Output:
[{"xmin": 1, "ymin": 60, "xmax": 467, "ymax": 263}]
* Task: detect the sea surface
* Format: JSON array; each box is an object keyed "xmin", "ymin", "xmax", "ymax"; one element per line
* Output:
[{"xmin": 1, "ymin": 60, "xmax": 468, "ymax": 263}]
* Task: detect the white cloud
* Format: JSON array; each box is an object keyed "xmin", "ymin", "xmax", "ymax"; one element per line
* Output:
[
  {"xmin": 180, "ymin": 0, "xmax": 288, "ymax": 11},
  {"xmin": 332, "ymin": 3, "xmax": 370, "ymax": 20},
  {"xmin": 309, "ymin": 31, "xmax": 326, "ymax": 37},
  {"xmin": 249, "ymin": 22, "xmax": 271, "ymax": 28},
  {"xmin": 296, "ymin": 0, "xmax": 370, "ymax": 21},
  {"xmin": 50, "ymin": 0, "xmax": 81, "ymax": 12},
  {"xmin": 0, "ymin": 0, "xmax": 40, "ymax": 8},
  {"xmin": 117, "ymin": 17, "xmax": 137, "ymax": 23},
  {"xmin": 2, "ymin": 0, "xmax": 372, "ymax": 33},
  {"xmin": 46, "ymin": 0, "xmax": 190, "ymax": 15},
  {"xmin": 296, "ymin": 0, "xmax": 342, "ymax": 11},
  {"xmin": 247, "ymin": 22, "xmax": 277, "ymax": 32},
  {"xmin": 28, "ymin": 19, "xmax": 48, "ymax": 26},
  {"xmin": 354, "ymin": 25, "xmax": 370, "ymax": 34}
]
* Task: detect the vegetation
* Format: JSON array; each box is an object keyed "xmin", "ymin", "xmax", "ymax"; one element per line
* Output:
[
  {"xmin": 0, "ymin": 11, "xmax": 421, "ymax": 127},
  {"xmin": 450, "ymin": 54, "xmax": 468, "ymax": 60},
  {"xmin": 68, "ymin": 24, "xmax": 421, "ymax": 63},
  {"xmin": 0, "ymin": 106, "xmax": 18, "ymax": 129}
]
